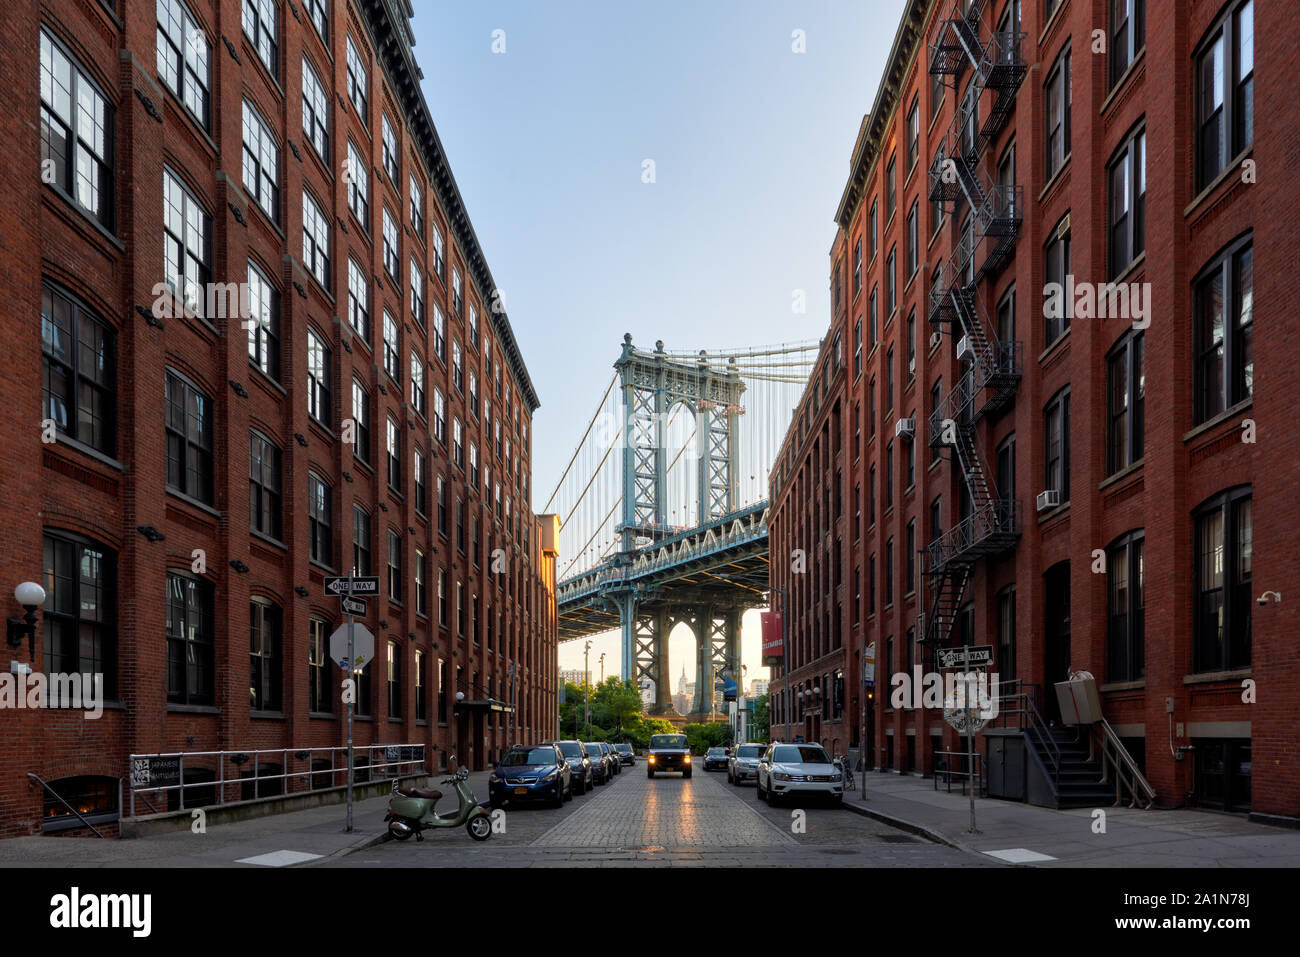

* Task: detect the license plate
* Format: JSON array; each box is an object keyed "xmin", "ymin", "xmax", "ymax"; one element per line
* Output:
[{"xmin": 514, "ymin": 787, "xmax": 528, "ymax": 794}]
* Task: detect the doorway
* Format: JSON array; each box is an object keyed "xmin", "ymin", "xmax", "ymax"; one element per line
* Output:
[{"xmin": 1043, "ymin": 562, "xmax": 1071, "ymax": 723}]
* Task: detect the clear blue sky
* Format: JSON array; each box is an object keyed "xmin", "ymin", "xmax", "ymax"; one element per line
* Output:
[{"xmin": 410, "ymin": 1, "xmax": 903, "ymax": 686}]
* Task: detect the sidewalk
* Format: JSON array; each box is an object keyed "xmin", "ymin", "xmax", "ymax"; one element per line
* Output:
[
  {"xmin": 843, "ymin": 770, "xmax": 1300, "ymax": 866},
  {"xmin": 0, "ymin": 771, "xmax": 493, "ymax": 868}
]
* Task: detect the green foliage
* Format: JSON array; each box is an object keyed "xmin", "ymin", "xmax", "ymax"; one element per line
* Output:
[
  {"xmin": 751, "ymin": 693, "xmax": 770, "ymax": 743},
  {"xmin": 682, "ymin": 722, "xmax": 731, "ymax": 754}
]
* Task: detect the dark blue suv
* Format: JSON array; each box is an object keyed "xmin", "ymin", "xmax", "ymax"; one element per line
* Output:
[{"xmin": 488, "ymin": 744, "xmax": 572, "ymax": 809}]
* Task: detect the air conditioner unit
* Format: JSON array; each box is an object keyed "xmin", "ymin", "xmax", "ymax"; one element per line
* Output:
[
  {"xmin": 1036, "ymin": 489, "xmax": 1061, "ymax": 512},
  {"xmin": 956, "ymin": 335, "xmax": 973, "ymax": 362},
  {"xmin": 894, "ymin": 417, "xmax": 915, "ymax": 440}
]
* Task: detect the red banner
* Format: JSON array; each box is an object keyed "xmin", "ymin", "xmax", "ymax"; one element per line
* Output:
[{"xmin": 761, "ymin": 611, "xmax": 783, "ymax": 664}]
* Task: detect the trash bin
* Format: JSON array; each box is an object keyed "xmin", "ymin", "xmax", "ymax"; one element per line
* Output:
[{"xmin": 1054, "ymin": 671, "xmax": 1102, "ymax": 725}]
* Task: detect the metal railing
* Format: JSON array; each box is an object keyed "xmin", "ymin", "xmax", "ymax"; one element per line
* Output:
[
  {"xmin": 127, "ymin": 744, "xmax": 427, "ymax": 817},
  {"xmin": 1091, "ymin": 719, "xmax": 1157, "ymax": 809},
  {"xmin": 29, "ymin": 772, "xmax": 108, "ymax": 837},
  {"xmin": 933, "ymin": 750, "xmax": 986, "ymax": 796},
  {"xmin": 991, "ymin": 681, "xmax": 1063, "ymax": 792}
]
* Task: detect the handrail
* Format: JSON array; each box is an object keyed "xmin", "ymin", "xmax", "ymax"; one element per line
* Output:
[
  {"xmin": 28, "ymin": 772, "xmax": 108, "ymax": 837},
  {"xmin": 1093, "ymin": 719, "xmax": 1156, "ymax": 809}
]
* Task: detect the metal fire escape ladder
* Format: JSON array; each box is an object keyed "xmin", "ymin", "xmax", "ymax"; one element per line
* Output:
[{"xmin": 920, "ymin": 0, "xmax": 1027, "ymax": 652}]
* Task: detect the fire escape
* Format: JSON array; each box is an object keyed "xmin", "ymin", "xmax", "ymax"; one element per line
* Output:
[{"xmin": 921, "ymin": 0, "xmax": 1027, "ymax": 652}]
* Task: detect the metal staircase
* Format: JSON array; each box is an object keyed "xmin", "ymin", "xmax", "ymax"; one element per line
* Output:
[{"xmin": 920, "ymin": 0, "xmax": 1027, "ymax": 651}]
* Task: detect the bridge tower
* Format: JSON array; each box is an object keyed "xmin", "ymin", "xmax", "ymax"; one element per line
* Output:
[{"xmin": 612, "ymin": 335, "xmax": 745, "ymax": 716}]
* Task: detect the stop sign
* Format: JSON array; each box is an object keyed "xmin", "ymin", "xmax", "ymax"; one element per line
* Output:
[{"xmin": 329, "ymin": 622, "xmax": 375, "ymax": 671}]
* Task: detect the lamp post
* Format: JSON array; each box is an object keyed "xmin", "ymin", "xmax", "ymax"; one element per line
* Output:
[
  {"xmin": 584, "ymin": 640, "xmax": 592, "ymax": 739},
  {"xmin": 7, "ymin": 582, "xmax": 46, "ymax": 659}
]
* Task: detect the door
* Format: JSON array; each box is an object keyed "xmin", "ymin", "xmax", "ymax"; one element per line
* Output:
[{"xmin": 1043, "ymin": 562, "xmax": 1071, "ymax": 723}]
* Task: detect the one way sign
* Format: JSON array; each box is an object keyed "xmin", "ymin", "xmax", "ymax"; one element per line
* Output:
[
  {"xmin": 324, "ymin": 576, "xmax": 380, "ymax": 596},
  {"xmin": 937, "ymin": 645, "xmax": 994, "ymax": 669}
]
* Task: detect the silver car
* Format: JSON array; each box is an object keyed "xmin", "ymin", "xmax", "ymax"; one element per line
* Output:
[{"xmin": 727, "ymin": 742, "xmax": 768, "ymax": 785}]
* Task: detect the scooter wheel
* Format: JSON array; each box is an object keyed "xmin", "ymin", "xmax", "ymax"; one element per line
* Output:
[{"xmin": 466, "ymin": 815, "xmax": 493, "ymax": 841}]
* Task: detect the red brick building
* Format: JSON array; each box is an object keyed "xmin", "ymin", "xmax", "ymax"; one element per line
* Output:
[
  {"xmin": 772, "ymin": 0, "xmax": 1298, "ymax": 824},
  {"xmin": 0, "ymin": 0, "xmax": 558, "ymax": 836}
]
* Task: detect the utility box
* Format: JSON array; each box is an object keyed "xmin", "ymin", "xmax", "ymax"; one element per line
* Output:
[{"xmin": 1054, "ymin": 674, "xmax": 1102, "ymax": 725}]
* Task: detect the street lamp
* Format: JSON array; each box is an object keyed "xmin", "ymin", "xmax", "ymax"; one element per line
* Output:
[
  {"xmin": 7, "ymin": 581, "xmax": 46, "ymax": 658},
  {"xmin": 584, "ymin": 640, "xmax": 592, "ymax": 739}
]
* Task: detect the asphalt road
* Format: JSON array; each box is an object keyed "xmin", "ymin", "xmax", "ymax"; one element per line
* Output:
[{"xmin": 323, "ymin": 761, "xmax": 995, "ymax": 867}]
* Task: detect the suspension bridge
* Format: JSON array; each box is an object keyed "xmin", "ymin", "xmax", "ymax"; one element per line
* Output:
[{"xmin": 541, "ymin": 333, "xmax": 818, "ymax": 717}]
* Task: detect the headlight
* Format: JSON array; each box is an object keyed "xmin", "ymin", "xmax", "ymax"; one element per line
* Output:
[
  {"xmin": 774, "ymin": 772, "xmax": 793, "ymax": 782},
  {"xmin": 488, "ymin": 772, "xmax": 500, "ymax": 783},
  {"xmin": 648, "ymin": 755, "xmax": 656, "ymax": 763},
  {"xmin": 542, "ymin": 769, "xmax": 558, "ymax": 781},
  {"xmin": 683, "ymin": 756, "xmax": 691, "ymax": 763}
]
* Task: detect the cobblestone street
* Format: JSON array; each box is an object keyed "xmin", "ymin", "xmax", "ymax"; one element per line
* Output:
[{"xmin": 325, "ymin": 766, "xmax": 995, "ymax": 867}]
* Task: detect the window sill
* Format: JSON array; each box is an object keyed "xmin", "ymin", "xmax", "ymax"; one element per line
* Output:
[
  {"xmin": 1182, "ymin": 397, "xmax": 1253, "ymax": 444},
  {"xmin": 1037, "ymin": 327, "xmax": 1071, "ymax": 365},
  {"xmin": 1098, "ymin": 458, "xmax": 1144, "ymax": 492},
  {"xmin": 251, "ymin": 710, "xmax": 287, "ymax": 721},
  {"xmin": 50, "ymin": 434, "xmax": 123, "ymax": 471},
  {"xmin": 309, "ymin": 711, "xmax": 338, "ymax": 720},
  {"xmin": 251, "ymin": 529, "xmax": 288, "ymax": 551},
  {"xmin": 249, "ymin": 362, "xmax": 288, "ymax": 397},
  {"xmin": 42, "ymin": 185, "xmax": 123, "ymax": 251},
  {"xmin": 166, "ymin": 488, "xmax": 221, "ymax": 519},
  {"xmin": 1184, "ymin": 668, "xmax": 1252, "ymax": 686},
  {"xmin": 1038, "ymin": 154, "xmax": 1073, "ymax": 205},
  {"xmin": 1108, "ymin": 251, "xmax": 1147, "ymax": 288},
  {"xmin": 1185, "ymin": 146, "xmax": 1254, "ymax": 220},
  {"xmin": 1099, "ymin": 679, "xmax": 1145, "ymax": 693},
  {"xmin": 1036, "ymin": 500, "xmax": 1071, "ymax": 523},
  {"xmin": 309, "ymin": 559, "xmax": 339, "ymax": 576},
  {"xmin": 167, "ymin": 703, "xmax": 219, "ymax": 715},
  {"xmin": 1099, "ymin": 47, "xmax": 1146, "ymax": 118}
]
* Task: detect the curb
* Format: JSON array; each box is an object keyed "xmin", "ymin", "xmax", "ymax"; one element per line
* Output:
[
  {"xmin": 302, "ymin": 829, "xmax": 391, "ymax": 865},
  {"xmin": 841, "ymin": 798, "xmax": 979, "ymax": 855}
]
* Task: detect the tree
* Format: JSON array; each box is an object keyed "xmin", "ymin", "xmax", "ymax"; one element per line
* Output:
[
  {"xmin": 683, "ymin": 722, "xmax": 730, "ymax": 754},
  {"xmin": 751, "ymin": 693, "xmax": 770, "ymax": 743},
  {"xmin": 591, "ymin": 677, "xmax": 642, "ymax": 739},
  {"xmin": 557, "ymin": 680, "xmax": 591, "ymax": 739}
]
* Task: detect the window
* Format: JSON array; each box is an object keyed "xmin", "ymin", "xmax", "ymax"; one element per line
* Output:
[
  {"xmin": 166, "ymin": 571, "xmax": 213, "ymax": 705},
  {"xmin": 1109, "ymin": 125, "xmax": 1146, "ymax": 275},
  {"xmin": 432, "ymin": 304, "xmax": 446, "ymax": 361},
  {"xmin": 381, "ymin": 113, "xmax": 399, "ymax": 182},
  {"xmin": 431, "ymin": 222, "xmax": 446, "ymax": 279},
  {"xmin": 415, "ymin": 650, "xmax": 426, "ymax": 721},
  {"xmin": 1196, "ymin": 0, "xmax": 1253, "ymax": 190},
  {"xmin": 306, "ymin": 329, "xmax": 330, "ymax": 424},
  {"xmin": 40, "ymin": 29, "xmax": 114, "ymax": 228},
  {"xmin": 852, "ymin": 239, "xmax": 862, "ymax": 294},
  {"xmin": 347, "ymin": 258, "xmax": 369, "ymax": 340},
  {"xmin": 165, "ymin": 370, "xmax": 213, "ymax": 503},
  {"xmin": 249, "ymin": 598, "xmax": 282, "ymax": 712},
  {"xmin": 906, "ymin": 96, "xmax": 919, "ymax": 171},
  {"xmin": 304, "ymin": 0, "xmax": 327, "ymax": 41},
  {"xmin": 383, "ymin": 311, "xmax": 400, "ymax": 381},
  {"xmin": 1110, "ymin": 0, "xmax": 1145, "ymax": 87},
  {"xmin": 409, "ymin": 173, "xmax": 424, "ymax": 237},
  {"xmin": 1195, "ymin": 235, "xmax": 1253, "ymax": 423},
  {"xmin": 869, "ymin": 200, "xmax": 878, "ymax": 259},
  {"xmin": 438, "ymin": 569, "xmax": 448, "ymax": 625},
  {"xmin": 1044, "ymin": 220, "xmax": 1071, "ymax": 344},
  {"xmin": 388, "ymin": 641, "xmax": 402, "ymax": 719},
  {"xmin": 868, "ymin": 377, "xmax": 877, "ymax": 438},
  {"xmin": 242, "ymin": 0, "xmax": 278, "ymax": 73},
  {"xmin": 346, "ymin": 35, "xmax": 368, "ymax": 116},
  {"xmin": 452, "ymin": 268, "xmax": 464, "ymax": 316},
  {"xmin": 437, "ymin": 475, "xmax": 448, "ymax": 535},
  {"xmin": 352, "ymin": 506, "xmax": 372, "ymax": 576},
  {"xmin": 1044, "ymin": 387, "xmax": 1070, "ymax": 501},
  {"xmin": 885, "ymin": 440, "xmax": 894, "ymax": 510},
  {"xmin": 157, "ymin": 0, "xmax": 210, "ymax": 128},
  {"xmin": 1045, "ymin": 46, "xmax": 1072, "ymax": 179},
  {"xmin": 996, "ymin": 283, "xmax": 1015, "ymax": 344},
  {"xmin": 1195, "ymin": 487, "xmax": 1251, "ymax": 672},
  {"xmin": 302, "ymin": 190, "xmax": 330, "ymax": 286},
  {"xmin": 996, "ymin": 433, "xmax": 1015, "ymax": 501},
  {"xmin": 410, "ymin": 258, "xmax": 425, "ymax": 326},
  {"xmin": 346, "ymin": 140, "xmax": 369, "ymax": 227},
  {"xmin": 351, "ymin": 378, "xmax": 370, "ymax": 464},
  {"xmin": 414, "ymin": 449, "xmax": 427, "ymax": 515},
  {"xmin": 245, "ymin": 262, "xmax": 280, "ymax": 380},
  {"xmin": 886, "ymin": 346, "xmax": 895, "ymax": 411},
  {"xmin": 1107, "ymin": 330, "xmax": 1145, "ymax": 473},
  {"xmin": 309, "ymin": 618, "xmax": 331, "ymax": 713},
  {"xmin": 308, "ymin": 473, "xmax": 332, "ymax": 565},
  {"xmin": 453, "ymin": 417, "xmax": 464, "ymax": 468},
  {"xmin": 905, "ymin": 410, "xmax": 916, "ymax": 488},
  {"xmin": 886, "ymin": 153, "xmax": 897, "ymax": 221},
  {"xmin": 906, "ymin": 309, "xmax": 916, "ymax": 377},
  {"xmin": 929, "ymin": 380, "xmax": 942, "ymax": 465},
  {"xmin": 886, "ymin": 246, "xmax": 897, "ymax": 314},
  {"xmin": 906, "ymin": 201, "xmax": 918, "ymax": 278},
  {"xmin": 301, "ymin": 57, "xmax": 329, "ymax": 159},
  {"xmin": 43, "ymin": 531, "xmax": 116, "ymax": 697},
  {"xmin": 41, "ymin": 283, "xmax": 115, "ymax": 454},
  {"xmin": 386, "ymin": 416, "xmax": 401, "ymax": 492},
  {"xmin": 1107, "ymin": 531, "xmax": 1145, "ymax": 682},
  {"xmin": 884, "ymin": 537, "xmax": 894, "ymax": 606},
  {"xmin": 869, "ymin": 287, "xmax": 878, "ymax": 345},
  {"xmin": 163, "ymin": 169, "xmax": 211, "ymax": 316},
  {"xmin": 241, "ymin": 100, "xmax": 279, "ymax": 222},
  {"xmin": 868, "ymin": 553, "xmax": 877, "ymax": 615},
  {"xmin": 249, "ymin": 430, "xmax": 282, "ymax": 539},
  {"xmin": 905, "ymin": 520, "xmax": 916, "ymax": 595},
  {"xmin": 453, "ymin": 340, "xmax": 464, "ymax": 393},
  {"xmin": 411, "ymin": 351, "xmax": 426, "ymax": 416},
  {"xmin": 383, "ymin": 207, "xmax": 400, "ymax": 283},
  {"xmin": 997, "ymin": 585, "xmax": 1016, "ymax": 681},
  {"xmin": 433, "ymin": 387, "xmax": 446, "ymax": 444},
  {"xmin": 388, "ymin": 530, "xmax": 403, "ymax": 603},
  {"xmin": 931, "ymin": 55, "xmax": 944, "ymax": 120}
]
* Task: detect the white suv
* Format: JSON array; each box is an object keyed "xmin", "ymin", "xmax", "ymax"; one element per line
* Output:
[
  {"xmin": 756, "ymin": 743, "xmax": 844, "ymax": 807},
  {"xmin": 727, "ymin": 742, "xmax": 767, "ymax": 785}
]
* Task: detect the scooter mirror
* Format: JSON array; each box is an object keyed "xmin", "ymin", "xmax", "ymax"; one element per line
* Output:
[{"xmin": 447, "ymin": 754, "xmax": 459, "ymax": 774}]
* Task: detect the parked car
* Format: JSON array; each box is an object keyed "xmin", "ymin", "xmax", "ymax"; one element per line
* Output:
[
  {"xmin": 552, "ymin": 740, "xmax": 594, "ymax": 795},
  {"xmin": 703, "ymin": 747, "xmax": 729, "ymax": 771},
  {"xmin": 646, "ymin": 733, "xmax": 692, "ymax": 778},
  {"xmin": 755, "ymin": 742, "xmax": 844, "ymax": 807},
  {"xmin": 614, "ymin": 743, "xmax": 635, "ymax": 766},
  {"xmin": 601, "ymin": 743, "xmax": 621, "ymax": 775},
  {"xmin": 488, "ymin": 744, "xmax": 572, "ymax": 809},
  {"xmin": 727, "ymin": 742, "xmax": 767, "ymax": 785},
  {"xmin": 585, "ymin": 742, "xmax": 611, "ymax": 785}
]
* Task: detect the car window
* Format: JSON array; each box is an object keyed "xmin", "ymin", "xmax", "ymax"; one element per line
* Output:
[
  {"xmin": 502, "ymin": 748, "xmax": 557, "ymax": 766},
  {"xmin": 557, "ymin": 742, "xmax": 583, "ymax": 758},
  {"xmin": 737, "ymin": 746, "xmax": 764, "ymax": 758},
  {"xmin": 650, "ymin": 734, "xmax": 688, "ymax": 749},
  {"xmin": 773, "ymin": 745, "xmax": 831, "ymax": 764}
]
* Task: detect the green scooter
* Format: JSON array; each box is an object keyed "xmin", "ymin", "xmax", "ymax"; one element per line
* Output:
[{"xmin": 385, "ymin": 755, "xmax": 494, "ymax": 842}]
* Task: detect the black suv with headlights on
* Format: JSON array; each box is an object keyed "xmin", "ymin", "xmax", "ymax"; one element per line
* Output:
[{"xmin": 646, "ymin": 733, "xmax": 692, "ymax": 778}]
